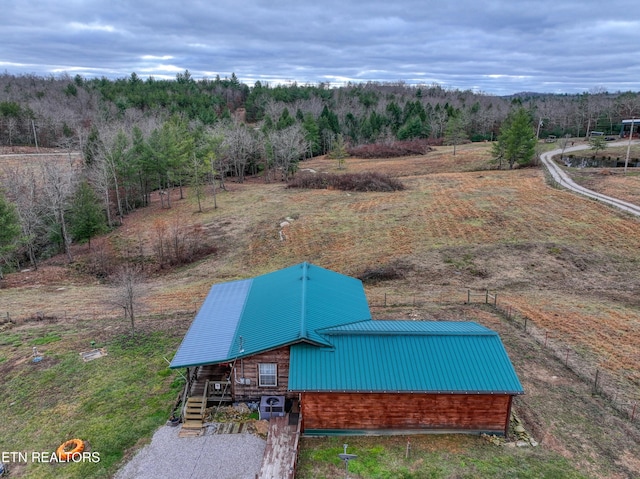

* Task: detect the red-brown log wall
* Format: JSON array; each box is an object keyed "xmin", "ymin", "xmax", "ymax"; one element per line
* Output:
[
  {"xmin": 231, "ymin": 347, "xmax": 294, "ymax": 400},
  {"xmin": 301, "ymin": 392, "xmax": 511, "ymax": 433}
]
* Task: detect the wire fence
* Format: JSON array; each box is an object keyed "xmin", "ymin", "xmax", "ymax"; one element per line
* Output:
[{"xmin": 368, "ymin": 288, "xmax": 639, "ymax": 424}]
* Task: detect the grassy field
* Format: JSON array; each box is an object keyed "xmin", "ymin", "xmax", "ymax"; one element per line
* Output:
[
  {"xmin": 297, "ymin": 435, "xmax": 587, "ymax": 479},
  {"xmin": 0, "ymin": 322, "xmax": 186, "ymax": 478},
  {"xmin": 1, "ymin": 141, "xmax": 640, "ymax": 478}
]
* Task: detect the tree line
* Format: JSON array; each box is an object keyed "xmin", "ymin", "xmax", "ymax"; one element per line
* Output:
[
  {"xmin": 2, "ymin": 71, "xmax": 640, "ymax": 151},
  {"xmin": 1, "ymin": 71, "xmax": 640, "ymax": 278}
]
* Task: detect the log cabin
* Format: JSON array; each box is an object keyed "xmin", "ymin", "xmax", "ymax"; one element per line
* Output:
[{"xmin": 170, "ymin": 262, "xmax": 524, "ymax": 435}]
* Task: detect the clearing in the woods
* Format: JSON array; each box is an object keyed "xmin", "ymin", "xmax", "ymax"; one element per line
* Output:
[{"xmin": 1, "ymin": 142, "xmax": 639, "ymax": 479}]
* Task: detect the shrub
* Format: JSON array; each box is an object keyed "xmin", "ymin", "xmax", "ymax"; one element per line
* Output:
[
  {"xmin": 347, "ymin": 139, "xmax": 437, "ymax": 158},
  {"xmin": 357, "ymin": 260, "xmax": 412, "ymax": 284},
  {"xmin": 288, "ymin": 172, "xmax": 405, "ymax": 192}
]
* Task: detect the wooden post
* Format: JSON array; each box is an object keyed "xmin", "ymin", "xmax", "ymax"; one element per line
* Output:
[
  {"xmin": 524, "ymin": 317, "xmax": 528, "ymax": 332},
  {"xmin": 544, "ymin": 331, "xmax": 549, "ymax": 347},
  {"xmin": 384, "ymin": 293, "xmax": 387, "ymax": 307},
  {"xmin": 632, "ymin": 403, "xmax": 637, "ymax": 422},
  {"xmin": 467, "ymin": 289, "xmax": 471, "ymax": 303},
  {"xmin": 593, "ymin": 370, "xmax": 600, "ymax": 395},
  {"xmin": 485, "ymin": 290, "xmax": 489, "ymax": 304},
  {"xmin": 494, "ymin": 293, "xmax": 497, "ymax": 306},
  {"xmin": 32, "ymin": 119, "xmax": 39, "ymax": 152}
]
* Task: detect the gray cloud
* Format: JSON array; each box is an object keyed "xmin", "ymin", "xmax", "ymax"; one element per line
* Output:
[{"xmin": 1, "ymin": 0, "xmax": 639, "ymax": 94}]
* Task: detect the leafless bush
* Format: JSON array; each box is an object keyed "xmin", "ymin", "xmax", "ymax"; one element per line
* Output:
[
  {"xmin": 347, "ymin": 139, "xmax": 438, "ymax": 158},
  {"xmin": 288, "ymin": 171, "xmax": 405, "ymax": 192},
  {"xmin": 357, "ymin": 260, "xmax": 413, "ymax": 284}
]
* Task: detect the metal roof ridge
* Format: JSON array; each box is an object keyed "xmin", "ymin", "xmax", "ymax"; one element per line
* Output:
[
  {"xmin": 299, "ymin": 262, "xmax": 309, "ymax": 340},
  {"xmin": 323, "ymin": 330, "xmax": 498, "ymax": 336}
]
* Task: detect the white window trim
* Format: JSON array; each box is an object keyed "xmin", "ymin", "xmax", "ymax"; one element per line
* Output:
[{"xmin": 258, "ymin": 363, "xmax": 277, "ymax": 387}]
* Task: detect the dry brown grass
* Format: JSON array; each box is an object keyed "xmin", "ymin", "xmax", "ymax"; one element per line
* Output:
[{"xmin": 2, "ymin": 143, "xmax": 640, "ymax": 393}]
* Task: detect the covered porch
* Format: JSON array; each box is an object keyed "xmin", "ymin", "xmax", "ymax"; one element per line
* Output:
[{"xmin": 180, "ymin": 363, "xmax": 233, "ymax": 430}]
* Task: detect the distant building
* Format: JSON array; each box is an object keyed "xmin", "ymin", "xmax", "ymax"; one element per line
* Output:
[{"xmin": 620, "ymin": 119, "xmax": 639, "ymax": 138}]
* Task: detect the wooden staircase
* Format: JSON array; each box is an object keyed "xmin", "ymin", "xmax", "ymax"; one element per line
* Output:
[
  {"xmin": 178, "ymin": 364, "xmax": 233, "ymax": 437},
  {"xmin": 182, "ymin": 390, "xmax": 208, "ymax": 430}
]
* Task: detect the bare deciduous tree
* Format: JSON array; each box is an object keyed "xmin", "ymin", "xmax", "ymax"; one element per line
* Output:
[
  {"xmin": 1, "ymin": 166, "xmax": 46, "ymax": 270},
  {"xmin": 218, "ymin": 120, "xmax": 258, "ymax": 182},
  {"xmin": 112, "ymin": 264, "xmax": 145, "ymax": 335},
  {"xmin": 267, "ymin": 124, "xmax": 309, "ymax": 181},
  {"xmin": 41, "ymin": 160, "xmax": 77, "ymax": 262}
]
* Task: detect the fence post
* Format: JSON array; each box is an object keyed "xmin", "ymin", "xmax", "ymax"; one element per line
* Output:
[
  {"xmin": 494, "ymin": 293, "xmax": 497, "ymax": 306},
  {"xmin": 632, "ymin": 403, "xmax": 637, "ymax": 422},
  {"xmin": 485, "ymin": 290, "xmax": 489, "ymax": 304},
  {"xmin": 593, "ymin": 370, "xmax": 600, "ymax": 395},
  {"xmin": 467, "ymin": 289, "xmax": 470, "ymax": 304},
  {"xmin": 524, "ymin": 317, "xmax": 527, "ymax": 332}
]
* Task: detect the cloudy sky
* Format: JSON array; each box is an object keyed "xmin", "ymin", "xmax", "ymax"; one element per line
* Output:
[{"xmin": 2, "ymin": 0, "xmax": 639, "ymax": 95}]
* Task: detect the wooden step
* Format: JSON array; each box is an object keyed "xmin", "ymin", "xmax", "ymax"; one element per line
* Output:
[
  {"xmin": 179, "ymin": 425, "xmax": 204, "ymax": 437},
  {"xmin": 183, "ymin": 396, "xmax": 206, "ymax": 427},
  {"xmin": 182, "ymin": 420, "xmax": 204, "ymax": 430}
]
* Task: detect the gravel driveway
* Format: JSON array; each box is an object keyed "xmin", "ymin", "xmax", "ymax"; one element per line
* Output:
[
  {"xmin": 114, "ymin": 426, "xmax": 266, "ymax": 479},
  {"xmin": 540, "ymin": 141, "xmax": 640, "ymax": 217}
]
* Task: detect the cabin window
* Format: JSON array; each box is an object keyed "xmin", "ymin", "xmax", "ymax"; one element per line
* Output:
[{"xmin": 258, "ymin": 363, "xmax": 277, "ymax": 387}]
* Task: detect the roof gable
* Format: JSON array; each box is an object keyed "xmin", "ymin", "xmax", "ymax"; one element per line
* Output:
[
  {"xmin": 170, "ymin": 262, "xmax": 371, "ymax": 368},
  {"xmin": 289, "ymin": 321, "xmax": 524, "ymax": 394}
]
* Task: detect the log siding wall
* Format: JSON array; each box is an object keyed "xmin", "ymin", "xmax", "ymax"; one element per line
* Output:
[
  {"xmin": 231, "ymin": 346, "xmax": 293, "ymax": 400},
  {"xmin": 300, "ymin": 392, "xmax": 512, "ymax": 434}
]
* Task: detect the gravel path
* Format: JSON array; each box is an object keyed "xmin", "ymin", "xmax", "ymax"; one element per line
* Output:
[
  {"xmin": 114, "ymin": 426, "xmax": 266, "ymax": 479},
  {"xmin": 540, "ymin": 141, "xmax": 640, "ymax": 217}
]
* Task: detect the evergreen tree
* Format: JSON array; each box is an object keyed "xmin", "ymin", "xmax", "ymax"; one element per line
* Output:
[
  {"xmin": 330, "ymin": 134, "xmax": 348, "ymax": 169},
  {"xmin": 492, "ymin": 108, "xmax": 536, "ymax": 169},
  {"xmin": 0, "ymin": 190, "xmax": 21, "ymax": 279},
  {"xmin": 398, "ymin": 116, "xmax": 427, "ymax": 140},
  {"xmin": 84, "ymin": 126, "xmax": 101, "ymax": 166},
  {"xmin": 69, "ymin": 180, "xmax": 107, "ymax": 248},
  {"xmin": 589, "ymin": 135, "xmax": 607, "ymax": 157},
  {"xmin": 386, "ymin": 102, "xmax": 403, "ymax": 134},
  {"xmin": 277, "ymin": 108, "xmax": 295, "ymax": 130},
  {"xmin": 302, "ymin": 113, "xmax": 321, "ymax": 156},
  {"xmin": 444, "ymin": 113, "xmax": 469, "ymax": 156},
  {"xmin": 320, "ymin": 106, "xmax": 340, "ymax": 134}
]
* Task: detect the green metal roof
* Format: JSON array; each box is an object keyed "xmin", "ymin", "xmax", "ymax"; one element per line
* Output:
[
  {"xmin": 319, "ymin": 320, "xmax": 495, "ymax": 335},
  {"xmin": 170, "ymin": 262, "xmax": 371, "ymax": 368},
  {"xmin": 289, "ymin": 321, "xmax": 524, "ymax": 394}
]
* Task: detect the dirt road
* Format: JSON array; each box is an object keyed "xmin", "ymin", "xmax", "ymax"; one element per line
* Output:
[{"xmin": 540, "ymin": 141, "xmax": 640, "ymax": 217}]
